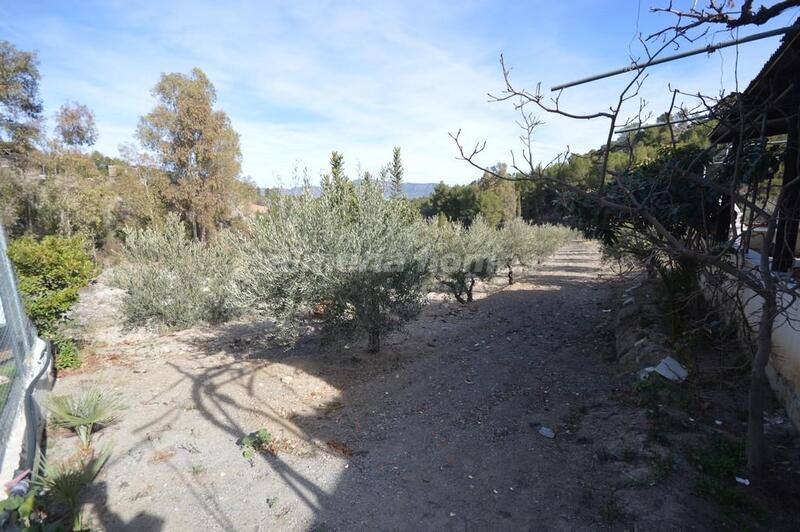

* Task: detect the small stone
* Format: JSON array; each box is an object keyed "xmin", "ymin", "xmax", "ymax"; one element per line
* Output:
[{"xmin": 538, "ymin": 427, "xmax": 555, "ymax": 439}]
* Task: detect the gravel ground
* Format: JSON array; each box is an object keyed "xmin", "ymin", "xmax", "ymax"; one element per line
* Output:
[{"xmin": 49, "ymin": 241, "xmax": 708, "ymax": 531}]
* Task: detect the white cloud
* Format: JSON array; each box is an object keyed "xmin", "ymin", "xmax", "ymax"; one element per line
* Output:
[{"xmin": 4, "ymin": 0, "xmax": 796, "ymax": 187}]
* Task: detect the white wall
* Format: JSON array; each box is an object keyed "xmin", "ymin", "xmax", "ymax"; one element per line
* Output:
[{"xmin": 710, "ymin": 250, "xmax": 800, "ymax": 428}]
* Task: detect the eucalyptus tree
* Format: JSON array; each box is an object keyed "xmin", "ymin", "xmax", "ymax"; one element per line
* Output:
[
  {"xmin": 54, "ymin": 102, "xmax": 98, "ymax": 148},
  {"xmin": 0, "ymin": 41, "xmax": 42, "ymax": 232},
  {"xmin": 137, "ymin": 68, "xmax": 242, "ymax": 241},
  {"xmin": 0, "ymin": 40, "xmax": 42, "ymax": 156}
]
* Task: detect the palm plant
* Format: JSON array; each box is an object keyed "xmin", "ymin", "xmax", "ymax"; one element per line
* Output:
[
  {"xmin": 47, "ymin": 388, "xmax": 125, "ymax": 449},
  {"xmin": 33, "ymin": 446, "xmax": 111, "ymax": 531}
]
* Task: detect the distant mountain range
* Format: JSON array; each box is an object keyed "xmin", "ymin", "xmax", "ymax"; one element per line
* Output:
[{"xmin": 280, "ymin": 181, "xmax": 438, "ymax": 199}]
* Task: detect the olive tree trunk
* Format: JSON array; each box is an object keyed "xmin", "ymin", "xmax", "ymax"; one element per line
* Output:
[{"xmin": 367, "ymin": 330, "xmax": 381, "ymax": 353}]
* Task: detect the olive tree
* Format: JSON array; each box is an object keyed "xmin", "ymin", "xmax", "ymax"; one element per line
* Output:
[
  {"xmin": 529, "ymin": 224, "xmax": 575, "ymax": 261},
  {"xmin": 239, "ymin": 171, "xmax": 429, "ymax": 353},
  {"xmin": 494, "ymin": 219, "xmax": 575, "ymax": 285},
  {"xmin": 497, "ymin": 218, "xmax": 535, "ymax": 284},
  {"xmin": 431, "ymin": 215, "xmax": 499, "ymax": 303},
  {"xmin": 114, "ymin": 214, "xmax": 242, "ymax": 328}
]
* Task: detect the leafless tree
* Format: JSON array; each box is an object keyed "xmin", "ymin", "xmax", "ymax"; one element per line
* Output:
[{"xmin": 452, "ymin": 1, "xmax": 800, "ymax": 475}]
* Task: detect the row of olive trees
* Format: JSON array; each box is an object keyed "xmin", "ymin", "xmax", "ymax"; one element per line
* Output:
[
  {"xmin": 115, "ymin": 158, "xmax": 573, "ymax": 353},
  {"xmin": 240, "ymin": 185, "xmax": 571, "ymax": 351},
  {"xmin": 431, "ymin": 216, "xmax": 573, "ymax": 303}
]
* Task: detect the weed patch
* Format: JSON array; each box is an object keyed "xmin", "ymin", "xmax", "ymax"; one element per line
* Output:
[
  {"xmin": 688, "ymin": 436, "xmax": 744, "ymax": 480},
  {"xmin": 689, "ymin": 436, "xmax": 765, "ymax": 524},
  {"xmin": 239, "ymin": 428, "xmax": 274, "ymax": 460}
]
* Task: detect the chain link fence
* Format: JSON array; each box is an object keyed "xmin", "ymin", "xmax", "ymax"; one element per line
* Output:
[
  {"xmin": 0, "ymin": 223, "xmax": 49, "ymax": 483},
  {"xmin": 0, "ymin": 224, "xmax": 36, "ymax": 413}
]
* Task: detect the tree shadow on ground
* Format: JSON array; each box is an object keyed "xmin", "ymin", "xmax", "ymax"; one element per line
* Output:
[
  {"xmin": 116, "ymin": 245, "xmax": 620, "ymax": 529},
  {"xmin": 88, "ymin": 480, "xmax": 165, "ymax": 531}
]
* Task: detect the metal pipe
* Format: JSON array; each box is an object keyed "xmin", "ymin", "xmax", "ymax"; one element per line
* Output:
[
  {"xmin": 616, "ymin": 115, "xmax": 710, "ymax": 133},
  {"xmin": 551, "ymin": 25, "xmax": 799, "ymax": 92}
]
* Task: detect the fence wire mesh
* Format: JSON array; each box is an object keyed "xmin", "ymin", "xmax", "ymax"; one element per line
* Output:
[{"xmin": 0, "ymin": 224, "xmax": 38, "ymax": 440}]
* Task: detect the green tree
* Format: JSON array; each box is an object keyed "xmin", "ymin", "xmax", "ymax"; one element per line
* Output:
[
  {"xmin": 0, "ymin": 41, "xmax": 43, "ymax": 234},
  {"xmin": 477, "ymin": 164, "xmax": 517, "ymax": 225},
  {"xmin": 111, "ymin": 145, "xmax": 170, "ymax": 231},
  {"xmin": 476, "ymin": 189, "xmax": 504, "ymax": 227},
  {"xmin": 37, "ymin": 149, "xmax": 113, "ymax": 243},
  {"xmin": 137, "ymin": 68, "xmax": 242, "ymax": 241},
  {"xmin": 389, "ymin": 146, "xmax": 404, "ymax": 198},
  {"xmin": 0, "ymin": 41, "xmax": 42, "ymax": 156},
  {"xmin": 516, "ymin": 177, "xmax": 559, "ymax": 223},
  {"xmin": 54, "ymin": 102, "xmax": 98, "ymax": 148},
  {"xmin": 427, "ymin": 182, "xmax": 480, "ymax": 225},
  {"xmin": 320, "ymin": 151, "xmax": 357, "ymax": 216}
]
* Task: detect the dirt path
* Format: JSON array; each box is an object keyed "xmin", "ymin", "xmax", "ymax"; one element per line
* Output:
[{"xmin": 51, "ymin": 240, "xmax": 701, "ymax": 531}]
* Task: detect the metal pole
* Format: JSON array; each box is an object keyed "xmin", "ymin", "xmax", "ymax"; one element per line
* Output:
[
  {"xmin": 551, "ymin": 25, "xmax": 799, "ymax": 92},
  {"xmin": 615, "ymin": 115, "xmax": 710, "ymax": 134}
]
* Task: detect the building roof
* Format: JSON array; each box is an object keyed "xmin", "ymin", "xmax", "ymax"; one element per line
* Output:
[{"xmin": 710, "ymin": 20, "xmax": 800, "ymax": 143}]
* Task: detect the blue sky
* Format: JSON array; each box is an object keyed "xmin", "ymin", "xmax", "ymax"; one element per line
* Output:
[{"xmin": 2, "ymin": 1, "xmax": 798, "ymax": 186}]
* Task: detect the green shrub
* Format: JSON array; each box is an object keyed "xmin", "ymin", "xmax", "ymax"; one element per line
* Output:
[
  {"xmin": 51, "ymin": 332, "xmax": 81, "ymax": 371},
  {"xmin": 114, "ymin": 214, "xmax": 243, "ymax": 329},
  {"xmin": 240, "ymin": 178, "xmax": 429, "ymax": 352},
  {"xmin": 7, "ymin": 234, "xmax": 97, "ymax": 336}
]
